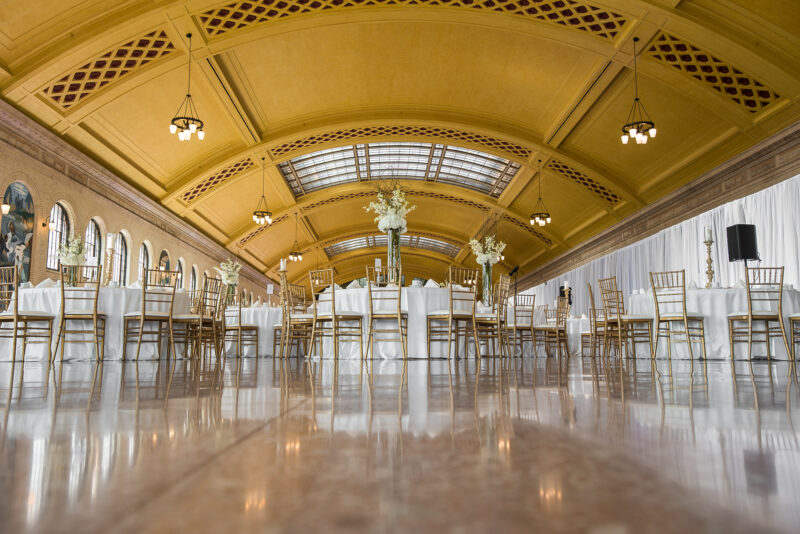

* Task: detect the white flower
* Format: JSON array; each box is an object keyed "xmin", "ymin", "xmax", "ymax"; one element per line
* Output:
[
  {"xmin": 57, "ymin": 236, "xmax": 86, "ymax": 266},
  {"xmin": 365, "ymin": 188, "xmax": 415, "ymax": 234},
  {"xmin": 469, "ymin": 235, "xmax": 506, "ymax": 266},
  {"xmin": 215, "ymin": 257, "xmax": 242, "ymax": 286}
]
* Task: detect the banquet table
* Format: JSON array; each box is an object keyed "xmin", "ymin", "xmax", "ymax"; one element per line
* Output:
[
  {"xmin": 226, "ymin": 305, "xmax": 283, "ymax": 357},
  {"xmin": 629, "ymin": 287, "xmax": 800, "ymax": 359},
  {"xmin": 0, "ymin": 286, "xmax": 192, "ymax": 361}
]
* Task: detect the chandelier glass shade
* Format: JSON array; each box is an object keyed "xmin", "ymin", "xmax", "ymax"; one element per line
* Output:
[
  {"xmin": 288, "ymin": 213, "xmax": 303, "ymax": 262},
  {"xmin": 169, "ymin": 33, "xmax": 204, "ymax": 141},
  {"xmin": 530, "ymin": 160, "xmax": 551, "ymax": 227},
  {"xmin": 252, "ymin": 158, "xmax": 272, "ymax": 226},
  {"xmin": 620, "ymin": 37, "xmax": 656, "ymax": 145}
]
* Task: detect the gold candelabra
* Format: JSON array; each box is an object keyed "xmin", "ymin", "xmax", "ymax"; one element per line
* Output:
[{"xmin": 704, "ymin": 239, "xmax": 714, "ymax": 288}]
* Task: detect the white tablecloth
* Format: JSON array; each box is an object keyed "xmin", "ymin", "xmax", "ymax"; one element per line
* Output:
[
  {"xmin": 629, "ymin": 288, "xmax": 800, "ymax": 359},
  {"xmin": 225, "ymin": 306, "xmax": 283, "ymax": 356},
  {"xmin": 0, "ymin": 287, "xmax": 191, "ymax": 361}
]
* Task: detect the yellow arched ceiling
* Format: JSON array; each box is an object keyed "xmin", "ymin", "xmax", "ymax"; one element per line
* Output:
[{"xmin": 1, "ymin": 0, "xmax": 799, "ymax": 285}]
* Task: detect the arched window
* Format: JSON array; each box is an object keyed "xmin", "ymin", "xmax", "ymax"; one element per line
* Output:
[
  {"xmin": 190, "ymin": 266, "xmax": 198, "ymax": 292},
  {"xmin": 176, "ymin": 260, "xmax": 184, "ymax": 290},
  {"xmin": 46, "ymin": 203, "xmax": 70, "ymax": 270},
  {"xmin": 138, "ymin": 243, "xmax": 150, "ymax": 281},
  {"xmin": 84, "ymin": 220, "xmax": 102, "ymax": 266},
  {"xmin": 112, "ymin": 233, "xmax": 128, "ymax": 286}
]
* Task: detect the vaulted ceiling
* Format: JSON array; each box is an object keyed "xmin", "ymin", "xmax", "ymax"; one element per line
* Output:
[{"xmin": 1, "ymin": 0, "xmax": 799, "ymax": 285}]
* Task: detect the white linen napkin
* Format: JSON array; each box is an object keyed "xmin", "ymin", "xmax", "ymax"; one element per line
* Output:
[
  {"xmin": 346, "ymin": 280, "xmax": 361, "ymax": 289},
  {"xmin": 128, "ymin": 280, "xmax": 142, "ymax": 289},
  {"xmin": 20, "ymin": 282, "xmax": 33, "ymax": 289},
  {"xmin": 35, "ymin": 279, "xmax": 56, "ymax": 288},
  {"xmin": 424, "ymin": 279, "xmax": 439, "ymax": 288}
]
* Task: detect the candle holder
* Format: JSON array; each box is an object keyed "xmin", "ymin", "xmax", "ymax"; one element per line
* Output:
[
  {"xmin": 102, "ymin": 249, "xmax": 115, "ymax": 286},
  {"xmin": 704, "ymin": 239, "xmax": 714, "ymax": 288}
]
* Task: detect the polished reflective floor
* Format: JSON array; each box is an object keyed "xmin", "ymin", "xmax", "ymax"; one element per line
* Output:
[{"xmin": 1, "ymin": 355, "xmax": 799, "ymax": 533}]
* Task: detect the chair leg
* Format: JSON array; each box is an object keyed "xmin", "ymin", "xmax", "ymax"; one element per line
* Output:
[
  {"xmin": 94, "ymin": 318, "xmax": 102, "ymax": 361},
  {"xmin": 135, "ymin": 318, "xmax": 145, "ymax": 361},
  {"xmin": 778, "ymin": 318, "xmax": 791, "ymax": 360},
  {"xmin": 728, "ymin": 319, "xmax": 735, "ymax": 361}
]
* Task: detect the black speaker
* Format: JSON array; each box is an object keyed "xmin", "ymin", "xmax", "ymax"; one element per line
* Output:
[{"xmin": 726, "ymin": 224, "xmax": 759, "ymax": 262}]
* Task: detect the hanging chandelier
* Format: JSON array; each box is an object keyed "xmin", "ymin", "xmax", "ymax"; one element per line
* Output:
[
  {"xmin": 530, "ymin": 160, "xmax": 551, "ymax": 227},
  {"xmin": 288, "ymin": 213, "xmax": 303, "ymax": 262},
  {"xmin": 620, "ymin": 37, "xmax": 656, "ymax": 145},
  {"xmin": 169, "ymin": 33, "xmax": 205, "ymax": 141},
  {"xmin": 252, "ymin": 157, "xmax": 272, "ymax": 226}
]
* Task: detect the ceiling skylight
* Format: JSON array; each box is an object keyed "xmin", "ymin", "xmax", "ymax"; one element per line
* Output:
[
  {"xmin": 324, "ymin": 234, "xmax": 461, "ymax": 258},
  {"xmin": 278, "ymin": 142, "xmax": 520, "ymax": 198}
]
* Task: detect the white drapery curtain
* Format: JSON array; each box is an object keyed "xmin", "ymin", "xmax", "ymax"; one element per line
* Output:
[{"xmin": 525, "ymin": 173, "xmax": 800, "ymax": 316}]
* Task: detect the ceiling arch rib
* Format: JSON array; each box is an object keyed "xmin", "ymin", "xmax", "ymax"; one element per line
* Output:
[{"xmin": 324, "ymin": 233, "xmax": 462, "ymax": 259}]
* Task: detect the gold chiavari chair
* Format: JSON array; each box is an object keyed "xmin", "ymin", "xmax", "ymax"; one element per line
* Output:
[
  {"xmin": 510, "ymin": 293, "xmax": 534, "ymax": 356},
  {"xmin": 536, "ymin": 296, "xmax": 570, "ymax": 357},
  {"xmin": 308, "ymin": 268, "xmax": 364, "ymax": 359},
  {"xmin": 281, "ymin": 283, "xmax": 313, "ymax": 358},
  {"xmin": 0, "ymin": 266, "xmax": 54, "ymax": 361},
  {"xmin": 532, "ymin": 304, "xmax": 550, "ymax": 355},
  {"xmin": 580, "ymin": 283, "xmax": 605, "ymax": 357},
  {"xmin": 173, "ymin": 275, "xmax": 224, "ymax": 359},
  {"xmin": 223, "ymin": 288, "xmax": 260, "ymax": 357},
  {"xmin": 598, "ymin": 276, "xmax": 653, "ymax": 358},
  {"xmin": 472, "ymin": 273, "xmax": 512, "ymax": 358},
  {"xmin": 54, "ymin": 265, "xmax": 106, "ymax": 361},
  {"xmin": 650, "ymin": 269, "xmax": 706, "ymax": 359},
  {"xmin": 791, "ymin": 314, "xmax": 800, "ymax": 359},
  {"xmin": 365, "ymin": 265, "xmax": 408, "ymax": 359},
  {"xmin": 427, "ymin": 266, "xmax": 479, "ymax": 359},
  {"xmin": 728, "ymin": 266, "xmax": 791, "ymax": 360},
  {"xmin": 123, "ymin": 268, "xmax": 179, "ymax": 360}
]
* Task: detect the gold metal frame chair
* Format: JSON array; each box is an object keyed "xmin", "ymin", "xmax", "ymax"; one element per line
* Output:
[
  {"xmin": 728, "ymin": 266, "xmax": 791, "ymax": 360},
  {"xmin": 510, "ymin": 293, "xmax": 534, "ymax": 356},
  {"xmin": 580, "ymin": 283, "xmax": 605, "ymax": 357},
  {"xmin": 308, "ymin": 268, "xmax": 364, "ymax": 359},
  {"xmin": 174, "ymin": 275, "xmax": 224, "ymax": 359},
  {"xmin": 54, "ymin": 265, "xmax": 106, "ymax": 360},
  {"xmin": 472, "ymin": 273, "xmax": 512, "ymax": 358},
  {"xmin": 650, "ymin": 269, "xmax": 707, "ymax": 359},
  {"xmin": 791, "ymin": 313, "xmax": 800, "ymax": 359},
  {"xmin": 0, "ymin": 265, "xmax": 54, "ymax": 361},
  {"xmin": 426, "ymin": 266, "xmax": 479, "ymax": 359},
  {"xmin": 536, "ymin": 296, "xmax": 570, "ymax": 357},
  {"xmin": 532, "ymin": 304, "xmax": 550, "ymax": 355},
  {"xmin": 598, "ymin": 276, "xmax": 653, "ymax": 359},
  {"xmin": 281, "ymin": 283, "xmax": 313, "ymax": 358},
  {"xmin": 123, "ymin": 268, "xmax": 179, "ymax": 360},
  {"xmin": 223, "ymin": 288, "xmax": 260, "ymax": 357},
  {"xmin": 365, "ymin": 265, "xmax": 408, "ymax": 359}
]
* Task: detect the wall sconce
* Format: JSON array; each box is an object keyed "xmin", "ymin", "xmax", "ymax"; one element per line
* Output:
[
  {"xmin": 42, "ymin": 216, "xmax": 56, "ymax": 231},
  {"xmin": 1, "ymin": 203, "xmax": 10, "ymax": 215}
]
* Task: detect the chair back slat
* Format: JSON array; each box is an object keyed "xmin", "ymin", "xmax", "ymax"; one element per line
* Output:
[
  {"xmin": 587, "ymin": 283, "xmax": 604, "ymax": 331},
  {"xmin": 286, "ymin": 284, "xmax": 308, "ymax": 321},
  {"xmin": 650, "ymin": 269, "xmax": 688, "ymax": 320},
  {"xmin": 555, "ymin": 296, "xmax": 570, "ymax": 329},
  {"xmin": 141, "ymin": 268, "xmax": 179, "ymax": 316},
  {"xmin": 447, "ymin": 266, "xmax": 478, "ymax": 317},
  {"xmin": 746, "ymin": 266, "xmax": 784, "ymax": 315},
  {"xmin": 59, "ymin": 265, "xmax": 102, "ymax": 316},
  {"xmin": 0, "ymin": 266, "xmax": 18, "ymax": 316},
  {"xmin": 598, "ymin": 276, "xmax": 623, "ymax": 320},
  {"xmin": 366, "ymin": 266, "xmax": 403, "ymax": 317},
  {"xmin": 513, "ymin": 293, "xmax": 534, "ymax": 327},
  {"xmin": 492, "ymin": 274, "xmax": 511, "ymax": 322},
  {"xmin": 309, "ymin": 268, "xmax": 336, "ymax": 318}
]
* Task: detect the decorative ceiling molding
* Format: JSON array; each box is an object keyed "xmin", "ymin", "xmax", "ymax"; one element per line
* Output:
[
  {"xmin": 268, "ymin": 125, "xmax": 532, "ymax": 162},
  {"xmin": 237, "ymin": 213, "xmax": 289, "ymax": 246},
  {"xmin": 180, "ymin": 157, "xmax": 254, "ymax": 205},
  {"xmin": 197, "ymin": 0, "xmax": 627, "ymax": 41},
  {"xmin": 644, "ymin": 31, "xmax": 781, "ymax": 114},
  {"xmin": 501, "ymin": 214, "xmax": 553, "ymax": 246},
  {"xmin": 546, "ymin": 159, "xmax": 620, "ymax": 205},
  {"xmin": 319, "ymin": 229, "xmax": 462, "ymax": 248},
  {"xmin": 40, "ymin": 29, "xmax": 176, "ymax": 111}
]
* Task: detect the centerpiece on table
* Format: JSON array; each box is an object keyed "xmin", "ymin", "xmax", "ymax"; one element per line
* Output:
[
  {"xmin": 364, "ymin": 183, "xmax": 415, "ymax": 276},
  {"xmin": 57, "ymin": 236, "xmax": 86, "ymax": 287},
  {"xmin": 469, "ymin": 235, "xmax": 506, "ymax": 306},
  {"xmin": 215, "ymin": 257, "xmax": 242, "ymax": 304}
]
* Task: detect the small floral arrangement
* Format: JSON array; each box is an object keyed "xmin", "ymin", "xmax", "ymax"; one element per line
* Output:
[
  {"xmin": 214, "ymin": 257, "xmax": 242, "ymax": 286},
  {"xmin": 364, "ymin": 185, "xmax": 416, "ymax": 234},
  {"xmin": 57, "ymin": 236, "xmax": 86, "ymax": 266},
  {"xmin": 469, "ymin": 235, "xmax": 506, "ymax": 266}
]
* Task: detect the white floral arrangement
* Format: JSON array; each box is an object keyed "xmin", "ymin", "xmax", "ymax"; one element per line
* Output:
[
  {"xmin": 214, "ymin": 257, "xmax": 242, "ymax": 286},
  {"xmin": 57, "ymin": 235, "xmax": 86, "ymax": 266},
  {"xmin": 469, "ymin": 235, "xmax": 506, "ymax": 266},
  {"xmin": 364, "ymin": 187, "xmax": 416, "ymax": 234}
]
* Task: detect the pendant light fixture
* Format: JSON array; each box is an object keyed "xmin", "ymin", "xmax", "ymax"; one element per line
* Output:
[
  {"xmin": 169, "ymin": 33, "xmax": 205, "ymax": 141},
  {"xmin": 252, "ymin": 157, "xmax": 272, "ymax": 226},
  {"xmin": 620, "ymin": 37, "xmax": 656, "ymax": 145},
  {"xmin": 530, "ymin": 160, "xmax": 551, "ymax": 227},
  {"xmin": 288, "ymin": 213, "xmax": 303, "ymax": 262}
]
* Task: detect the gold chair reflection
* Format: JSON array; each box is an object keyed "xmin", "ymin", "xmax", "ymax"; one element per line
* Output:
[
  {"xmin": 365, "ymin": 265, "xmax": 408, "ymax": 359},
  {"xmin": 650, "ymin": 269, "xmax": 706, "ymax": 359},
  {"xmin": 580, "ymin": 283, "xmax": 605, "ymax": 357},
  {"xmin": 223, "ymin": 288, "xmax": 259, "ymax": 357},
  {"xmin": 281, "ymin": 283, "xmax": 313, "ymax": 357},
  {"xmin": 598, "ymin": 276, "xmax": 653, "ymax": 358},
  {"xmin": 0, "ymin": 265, "xmax": 54, "ymax": 361},
  {"xmin": 427, "ymin": 266, "xmax": 479, "ymax": 359},
  {"xmin": 728, "ymin": 266, "xmax": 791, "ymax": 360},
  {"xmin": 54, "ymin": 265, "xmax": 106, "ymax": 361},
  {"xmin": 309, "ymin": 268, "xmax": 364, "ymax": 359},
  {"xmin": 510, "ymin": 293, "xmax": 534, "ymax": 356},
  {"xmin": 472, "ymin": 274, "xmax": 512, "ymax": 358},
  {"xmin": 123, "ymin": 268, "xmax": 179, "ymax": 360}
]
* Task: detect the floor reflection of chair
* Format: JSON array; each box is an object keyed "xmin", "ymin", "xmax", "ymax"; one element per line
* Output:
[
  {"xmin": 510, "ymin": 293, "xmax": 534, "ymax": 357},
  {"xmin": 309, "ymin": 269, "xmax": 363, "ymax": 359},
  {"xmin": 0, "ymin": 265, "xmax": 54, "ymax": 361},
  {"xmin": 223, "ymin": 288, "xmax": 259, "ymax": 357},
  {"xmin": 473, "ymin": 274, "xmax": 512, "ymax": 358},
  {"xmin": 427, "ymin": 267, "xmax": 479, "ymax": 359},
  {"xmin": 599, "ymin": 276, "xmax": 653, "ymax": 359},
  {"xmin": 650, "ymin": 269, "xmax": 707, "ymax": 359},
  {"xmin": 55, "ymin": 265, "xmax": 107, "ymax": 361},
  {"xmin": 123, "ymin": 268, "xmax": 179, "ymax": 360},
  {"xmin": 365, "ymin": 266, "xmax": 407, "ymax": 359},
  {"xmin": 728, "ymin": 266, "xmax": 791, "ymax": 360}
]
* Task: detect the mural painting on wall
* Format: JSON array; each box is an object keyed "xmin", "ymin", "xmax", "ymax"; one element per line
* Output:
[
  {"xmin": 158, "ymin": 250, "xmax": 170, "ymax": 285},
  {"xmin": 1, "ymin": 182, "xmax": 34, "ymax": 282}
]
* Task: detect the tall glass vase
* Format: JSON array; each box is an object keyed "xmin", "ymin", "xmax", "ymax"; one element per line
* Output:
[
  {"xmin": 481, "ymin": 262, "xmax": 492, "ymax": 307},
  {"xmin": 387, "ymin": 228, "xmax": 401, "ymax": 281}
]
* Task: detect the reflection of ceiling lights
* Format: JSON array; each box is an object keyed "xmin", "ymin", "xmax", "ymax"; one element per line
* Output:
[
  {"xmin": 288, "ymin": 213, "xmax": 303, "ymax": 262},
  {"xmin": 252, "ymin": 157, "xmax": 272, "ymax": 226},
  {"xmin": 169, "ymin": 33, "xmax": 205, "ymax": 141},
  {"xmin": 620, "ymin": 37, "xmax": 656, "ymax": 145},
  {"xmin": 530, "ymin": 160, "xmax": 551, "ymax": 227}
]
